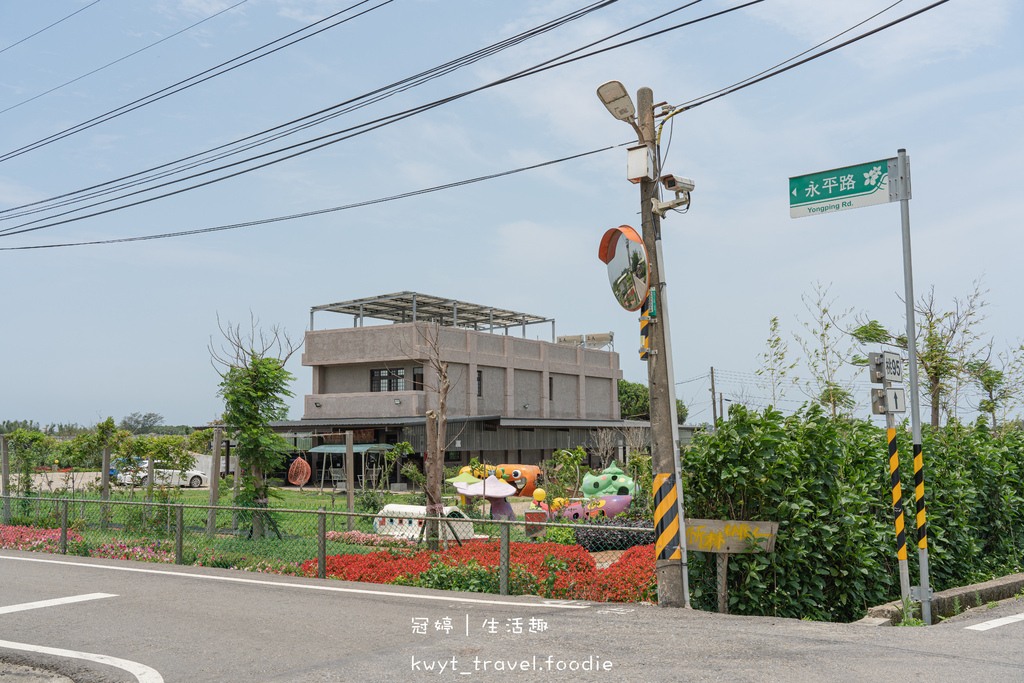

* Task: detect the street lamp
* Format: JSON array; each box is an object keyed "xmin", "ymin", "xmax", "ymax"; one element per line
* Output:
[{"xmin": 596, "ymin": 80, "xmax": 645, "ymax": 144}]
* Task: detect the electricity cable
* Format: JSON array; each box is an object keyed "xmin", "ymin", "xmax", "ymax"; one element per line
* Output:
[
  {"xmin": 660, "ymin": 0, "xmax": 907, "ymax": 161},
  {"xmin": 0, "ymin": 0, "xmax": 396, "ymax": 164},
  {"xmin": 0, "ymin": 1, "xmax": 103, "ymax": 56},
  {"xmin": 660, "ymin": 0, "xmax": 950, "ymax": 127},
  {"xmin": 0, "ymin": 0, "xmax": 249, "ymax": 116},
  {"xmin": 1, "ymin": 0, "xmax": 952, "ymax": 245},
  {"xmin": 2, "ymin": 0, "xmax": 751, "ymax": 237},
  {"xmin": 0, "ymin": 0, "xmax": 623, "ymax": 220},
  {"xmin": 0, "ymin": 145, "xmax": 625, "ymax": 250}
]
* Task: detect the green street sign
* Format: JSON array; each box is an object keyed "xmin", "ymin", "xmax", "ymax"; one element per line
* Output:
[{"xmin": 789, "ymin": 158, "xmax": 897, "ymax": 218}]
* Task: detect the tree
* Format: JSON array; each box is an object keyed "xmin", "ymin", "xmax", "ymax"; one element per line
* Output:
[
  {"xmin": 588, "ymin": 427, "xmax": 620, "ymax": 468},
  {"xmin": 210, "ymin": 314, "xmax": 300, "ymax": 540},
  {"xmin": 618, "ymin": 379, "xmax": 687, "ymax": 424},
  {"xmin": 965, "ymin": 341, "xmax": 1024, "ymax": 429},
  {"xmin": 852, "ymin": 280, "xmax": 989, "ymax": 427},
  {"xmin": 1, "ymin": 420, "xmax": 40, "ymax": 434},
  {"xmin": 794, "ymin": 282, "xmax": 859, "ymax": 419},
  {"xmin": 755, "ymin": 316, "xmax": 798, "ymax": 406},
  {"xmin": 118, "ymin": 412, "xmax": 165, "ymax": 434},
  {"xmin": 6, "ymin": 429, "xmax": 53, "ymax": 500},
  {"xmin": 413, "ymin": 323, "xmax": 454, "ymax": 548}
]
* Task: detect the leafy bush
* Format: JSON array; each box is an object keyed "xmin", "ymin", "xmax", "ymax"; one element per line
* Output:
[
  {"xmin": 683, "ymin": 405, "xmax": 1024, "ymax": 622},
  {"xmin": 355, "ymin": 489, "xmax": 387, "ymax": 513},
  {"xmin": 684, "ymin": 404, "xmax": 893, "ymax": 622},
  {"xmin": 393, "ymin": 558, "xmax": 541, "ymax": 595}
]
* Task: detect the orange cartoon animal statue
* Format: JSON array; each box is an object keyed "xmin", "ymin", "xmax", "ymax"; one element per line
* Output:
[{"xmin": 458, "ymin": 464, "xmax": 542, "ymax": 497}]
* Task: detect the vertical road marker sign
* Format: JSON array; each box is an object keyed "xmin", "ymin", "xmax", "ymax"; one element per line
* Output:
[
  {"xmin": 888, "ymin": 427, "xmax": 911, "ymax": 601},
  {"xmin": 653, "ymin": 472, "xmax": 681, "ymax": 561},
  {"xmin": 639, "ymin": 293, "xmax": 650, "ymax": 361}
]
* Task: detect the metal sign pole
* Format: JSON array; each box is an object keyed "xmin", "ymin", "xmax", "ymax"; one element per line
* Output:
[{"xmin": 897, "ymin": 148, "xmax": 932, "ymax": 624}]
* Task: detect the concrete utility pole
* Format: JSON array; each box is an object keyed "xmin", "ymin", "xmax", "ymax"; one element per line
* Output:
[
  {"xmin": 710, "ymin": 366, "xmax": 717, "ymax": 427},
  {"xmin": 637, "ymin": 86, "xmax": 690, "ymax": 608}
]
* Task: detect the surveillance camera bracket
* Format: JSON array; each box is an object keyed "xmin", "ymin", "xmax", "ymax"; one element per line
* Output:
[{"xmin": 652, "ymin": 191, "xmax": 690, "ymax": 218}]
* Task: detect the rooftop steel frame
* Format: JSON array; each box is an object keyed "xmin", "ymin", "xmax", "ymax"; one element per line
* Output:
[{"xmin": 309, "ymin": 291, "xmax": 556, "ymax": 340}]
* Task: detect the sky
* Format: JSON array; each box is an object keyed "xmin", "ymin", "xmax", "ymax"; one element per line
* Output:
[{"xmin": 0, "ymin": 0, "xmax": 1021, "ymax": 429}]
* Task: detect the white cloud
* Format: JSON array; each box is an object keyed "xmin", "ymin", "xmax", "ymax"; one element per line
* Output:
[{"xmin": 0, "ymin": 178, "xmax": 47, "ymax": 207}]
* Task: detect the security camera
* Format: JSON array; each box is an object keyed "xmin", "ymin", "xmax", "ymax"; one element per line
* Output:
[{"xmin": 661, "ymin": 175, "xmax": 695, "ymax": 193}]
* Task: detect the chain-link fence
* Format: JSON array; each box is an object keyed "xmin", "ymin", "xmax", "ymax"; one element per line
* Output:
[{"xmin": 1, "ymin": 493, "xmax": 665, "ymax": 602}]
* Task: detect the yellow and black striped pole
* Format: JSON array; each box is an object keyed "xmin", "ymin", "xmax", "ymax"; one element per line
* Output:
[
  {"xmin": 913, "ymin": 443, "xmax": 927, "ymax": 552},
  {"xmin": 639, "ymin": 294, "xmax": 650, "ymax": 361},
  {"xmin": 653, "ymin": 472, "xmax": 681, "ymax": 561},
  {"xmin": 888, "ymin": 427, "xmax": 911, "ymax": 601},
  {"xmin": 913, "ymin": 440, "xmax": 933, "ymax": 623}
]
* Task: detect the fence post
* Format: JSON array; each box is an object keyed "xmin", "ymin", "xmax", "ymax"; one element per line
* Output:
[
  {"xmin": 717, "ymin": 552, "xmax": 729, "ymax": 614},
  {"xmin": 346, "ymin": 431, "xmax": 354, "ymax": 532},
  {"xmin": 318, "ymin": 507, "xmax": 327, "ymax": 580},
  {"xmin": 60, "ymin": 499, "xmax": 68, "ymax": 555},
  {"xmin": 175, "ymin": 504, "xmax": 184, "ymax": 565},
  {"xmin": 1, "ymin": 434, "xmax": 9, "ymax": 525},
  {"xmin": 207, "ymin": 427, "xmax": 222, "ymax": 538},
  {"xmin": 231, "ymin": 454, "xmax": 240, "ymax": 531},
  {"xmin": 500, "ymin": 523, "xmax": 510, "ymax": 596},
  {"xmin": 100, "ymin": 447, "xmax": 110, "ymax": 530}
]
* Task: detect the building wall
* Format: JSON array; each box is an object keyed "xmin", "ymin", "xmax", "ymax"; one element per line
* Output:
[
  {"xmin": 303, "ymin": 322, "xmax": 621, "ymax": 420},
  {"xmin": 585, "ymin": 376, "xmax": 614, "ymax": 419},
  {"xmin": 549, "ymin": 372, "xmax": 577, "ymax": 418},
  {"xmin": 477, "ymin": 365, "xmax": 505, "ymax": 415},
  {"xmin": 513, "ymin": 369, "xmax": 542, "ymax": 419}
]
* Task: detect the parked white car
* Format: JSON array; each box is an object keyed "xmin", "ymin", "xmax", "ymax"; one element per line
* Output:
[{"xmin": 116, "ymin": 460, "xmax": 207, "ymax": 488}]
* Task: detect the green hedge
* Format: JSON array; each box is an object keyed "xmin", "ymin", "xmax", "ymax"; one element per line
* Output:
[{"xmin": 682, "ymin": 405, "xmax": 1024, "ymax": 622}]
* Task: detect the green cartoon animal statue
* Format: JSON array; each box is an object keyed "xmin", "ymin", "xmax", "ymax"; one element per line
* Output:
[{"xmin": 581, "ymin": 463, "xmax": 636, "ymax": 498}]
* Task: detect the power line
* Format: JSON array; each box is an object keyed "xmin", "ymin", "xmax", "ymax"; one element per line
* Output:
[
  {"xmin": 0, "ymin": 0, "xmax": 623, "ymax": 222},
  {"xmin": 0, "ymin": 0, "xmax": 249, "ymax": 116},
  {"xmin": 0, "ymin": 1, "xmax": 103, "ymax": 56},
  {"xmin": 0, "ymin": 0, "xmax": 953, "ymax": 248},
  {"xmin": 0, "ymin": 145, "xmax": 624, "ymax": 250},
  {"xmin": 5, "ymin": 1, "xmax": 760, "ymax": 238},
  {"xmin": 0, "ymin": 0, "xmax": 397, "ymax": 164},
  {"xmin": 674, "ymin": 0, "xmax": 950, "ymax": 114}
]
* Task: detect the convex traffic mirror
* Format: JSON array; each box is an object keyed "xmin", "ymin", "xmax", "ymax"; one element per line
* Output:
[{"xmin": 598, "ymin": 225, "xmax": 649, "ymax": 312}]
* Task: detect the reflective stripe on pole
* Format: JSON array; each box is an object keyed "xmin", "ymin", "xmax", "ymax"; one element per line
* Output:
[
  {"xmin": 654, "ymin": 472, "xmax": 681, "ymax": 560},
  {"xmin": 639, "ymin": 294, "xmax": 650, "ymax": 361},
  {"xmin": 913, "ymin": 443, "xmax": 927, "ymax": 549},
  {"xmin": 888, "ymin": 428, "xmax": 907, "ymax": 562}
]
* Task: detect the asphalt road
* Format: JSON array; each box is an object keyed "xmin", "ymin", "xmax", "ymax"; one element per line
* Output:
[{"xmin": 1, "ymin": 549, "xmax": 1022, "ymax": 682}]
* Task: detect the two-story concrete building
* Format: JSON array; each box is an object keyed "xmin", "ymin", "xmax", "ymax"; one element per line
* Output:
[{"xmin": 272, "ymin": 292, "xmax": 633, "ymax": 480}]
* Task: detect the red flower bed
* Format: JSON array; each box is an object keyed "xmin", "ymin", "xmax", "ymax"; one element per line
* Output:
[{"xmin": 303, "ymin": 540, "xmax": 657, "ymax": 603}]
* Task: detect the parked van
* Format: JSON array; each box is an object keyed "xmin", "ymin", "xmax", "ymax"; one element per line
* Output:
[{"xmin": 373, "ymin": 504, "xmax": 475, "ymax": 542}]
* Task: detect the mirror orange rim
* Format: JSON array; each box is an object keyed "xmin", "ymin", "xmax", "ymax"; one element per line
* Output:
[{"xmin": 599, "ymin": 225, "xmax": 649, "ymax": 312}]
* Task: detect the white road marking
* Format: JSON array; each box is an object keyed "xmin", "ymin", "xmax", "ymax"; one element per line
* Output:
[
  {"xmin": 0, "ymin": 639, "xmax": 163, "ymax": 683},
  {"xmin": 0, "ymin": 593, "xmax": 116, "ymax": 615},
  {"xmin": 0, "ymin": 554, "xmax": 590, "ymax": 609},
  {"xmin": 965, "ymin": 612, "xmax": 1024, "ymax": 631}
]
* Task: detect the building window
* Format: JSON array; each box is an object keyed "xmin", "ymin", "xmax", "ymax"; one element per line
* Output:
[
  {"xmin": 413, "ymin": 366, "xmax": 424, "ymax": 391},
  {"xmin": 549, "ymin": 376, "xmax": 554, "ymax": 401},
  {"xmin": 371, "ymin": 368, "xmax": 405, "ymax": 392},
  {"xmin": 477, "ymin": 369, "xmax": 483, "ymax": 397}
]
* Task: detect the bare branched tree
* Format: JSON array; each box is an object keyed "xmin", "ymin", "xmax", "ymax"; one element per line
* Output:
[
  {"xmin": 209, "ymin": 312, "xmax": 302, "ymax": 375},
  {"xmin": 619, "ymin": 424, "xmax": 650, "ymax": 458},
  {"xmin": 390, "ymin": 322, "xmax": 465, "ymax": 547},
  {"xmin": 589, "ymin": 428, "xmax": 620, "ymax": 469}
]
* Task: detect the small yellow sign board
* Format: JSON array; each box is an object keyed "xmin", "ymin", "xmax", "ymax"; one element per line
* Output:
[{"xmin": 684, "ymin": 519, "xmax": 778, "ymax": 554}]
